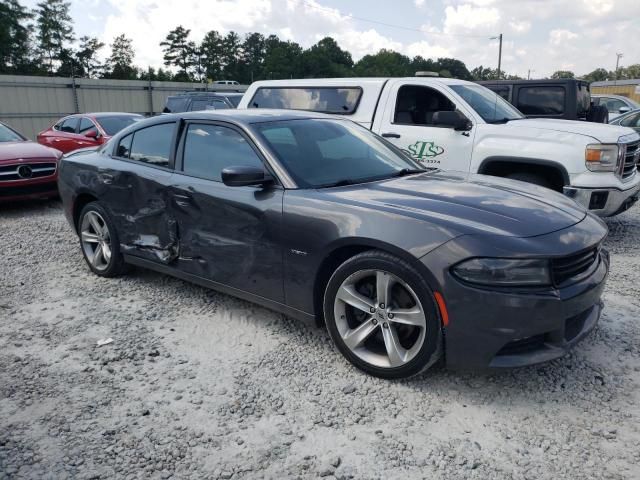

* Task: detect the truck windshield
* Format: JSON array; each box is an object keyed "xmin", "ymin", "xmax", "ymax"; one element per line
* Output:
[
  {"xmin": 254, "ymin": 119, "xmax": 424, "ymax": 188},
  {"xmin": 450, "ymin": 84, "xmax": 524, "ymax": 123}
]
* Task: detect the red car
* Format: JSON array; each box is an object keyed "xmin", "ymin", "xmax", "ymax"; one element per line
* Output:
[
  {"xmin": 37, "ymin": 112, "xmax": 143, "ymax": 154},
  {"xmin": 0, "ymin": 122, "xmax": 63, "ymax": 202}
]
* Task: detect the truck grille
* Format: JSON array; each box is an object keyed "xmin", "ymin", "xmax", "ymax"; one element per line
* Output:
[
  {"xmin": 0, "ymin": 162, "xmax": 57, "ymax": 182},
  {"xmin": 621, "ymin": 140, "xmax": 640, "ymax": 180},
  {"xmin": 551, "ymin": 246, "xmax": 600, "ymax": 286}
]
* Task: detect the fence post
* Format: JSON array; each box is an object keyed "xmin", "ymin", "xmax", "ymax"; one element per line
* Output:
[
  {"xmin": 147, "ymin": 74, "xmax": 154, "ymax": 116},
  {"xmin": 70, "ymin": 70, "xmax": 79, "ymax": 113}
]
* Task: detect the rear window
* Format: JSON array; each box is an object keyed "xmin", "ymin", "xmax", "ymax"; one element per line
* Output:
[
  {"xmin": 165, "ymin": 97, "xmax": 188, "ymax": 113},
  {"xmin": 517, "ymin": 86, "xmax": 565, "ymax": 115},
  {"xmin": 248, "ymin": 87, "xmax": 362, "ymax": 114},
  {"xmin": 97, "ymin": 115, "xmax": 141, "ymax": 136}
]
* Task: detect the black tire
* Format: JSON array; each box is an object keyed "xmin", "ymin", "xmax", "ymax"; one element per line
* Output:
[
  {"xmin": 78, "ymin": 201, "xmax": 128, "ymax": 277},
  {"xmin": 506, "ymin": 171, "xmax": 553, "ymax": 189},
  {"xmin": 323, "ymin": 250, "xmax": 442, "ymax": 379},
  {"xmin": 587, "ymin": 105, "xmax": 609, "ymax": 124}
]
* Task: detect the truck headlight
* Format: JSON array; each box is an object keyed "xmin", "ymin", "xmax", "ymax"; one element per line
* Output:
[
  {"xmin": 452, "ymin": 258, "xmax": 551, "ymax": 286},
  {"xmin": 585, "ymin": 144, "xmax": 621, "ymax": 172}
]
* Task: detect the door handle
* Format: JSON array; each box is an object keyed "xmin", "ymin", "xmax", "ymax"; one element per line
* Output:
[{"xmin": 381, "ymin": 132, "xmax": 401, "ymax": 138}]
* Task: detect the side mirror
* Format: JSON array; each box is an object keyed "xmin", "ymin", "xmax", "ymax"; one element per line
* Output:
[
  {"xmin": 619, "ymin": 106, "xmax": 631, "ymax": 114},
  {"xmin": 432, "ymin": 111, "xmax": 472, "ymax": 131},
  {"xmin": 221, "ymin": 166, "xmax": 273, "ymax": 187},
  {"xmin": 85, "ymin": 129, "xmax": 99, "ymax": 139}
]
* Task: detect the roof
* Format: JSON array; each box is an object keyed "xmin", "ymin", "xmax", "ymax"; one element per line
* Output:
[
  {"xmin": 591, "ymin": 79, "xmax": 640, "ymax": 87},
  {"xmin": 65, "ymin": 112, "xmax": 143, "ymax": 118},
  {"xmin": 249, "ymin": 77, "xmax": 475, "ymax": 87},
  {"xmin": 151, "ymin": 109, "xmax": 338, "ymax": 126}
]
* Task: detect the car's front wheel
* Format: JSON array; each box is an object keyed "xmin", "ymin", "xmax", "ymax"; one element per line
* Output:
[
  {"xmin": 78, "ymin": 202, "xmax": 127, "ymax": 277},
  {"xmin": 324, "ymin": 251, "xmax": 442, "ymax": 379}
]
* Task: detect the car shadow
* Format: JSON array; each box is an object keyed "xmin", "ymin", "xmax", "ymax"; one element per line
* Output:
[{"xmin": 0, "ymin": 198, "xmax": 62, "ymax": 217}]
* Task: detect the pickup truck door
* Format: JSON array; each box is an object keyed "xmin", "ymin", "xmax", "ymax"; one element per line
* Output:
[{"xmin": 374, "ymin": 81, "xmax": 475, "ymax": 173}]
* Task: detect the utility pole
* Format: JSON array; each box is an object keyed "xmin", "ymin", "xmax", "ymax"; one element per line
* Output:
[
  {"xmin": 491, "ymin": 34, "xmax": 503, "ymax": 80},
  {"xmin": 527, "ymin": 69, "xmax": 534, "ymax": 80},
  {"xmin": 615, "ymin": 52, "xmax": 623, "ymax": 84}
]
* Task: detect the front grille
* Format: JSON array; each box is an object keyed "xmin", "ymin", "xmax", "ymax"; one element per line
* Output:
[
  {"xmin": 0, "ymin": 181, "xmax": 58, "ymax": 198},
  {"xmin": 621, "ymin": 140, "xmax": 640, "ymax": 180},
  {"xmin": 551, "ymin": 246, "xmax": 599, "ymax": 286},
  {"xmin": 496, "ymin": 334, "xmax": 546, "ymax": 356},
  {"xmin": 0, "ymin": 162, "xmax": 57, "ymax": 182}
]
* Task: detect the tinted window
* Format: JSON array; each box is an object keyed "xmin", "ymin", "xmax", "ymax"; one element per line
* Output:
[
  {"xmin": 182, "ymin": 124, "xmax": 263, "ymax": 181},
  {"xmin": 165, "ymin": 97, "xmax": 188, "ymax": 113},
  {"xmin": 394, "ymin": 85, "xmax": 456, "ymax": 125},
  {"xmin": 620, "ymin": 112, "xmax": 640, "ymax": 128},
  {"xmin": 78, "ymin": 118, "xmax": 96, "ymax": 135},
  {"xmin": 249, "ymin": 87, "xmax": 362, "ymax": 114},
  {"xmin": 601, "ymin": 98, "xmax": 627, "ymax": 113},
  {"xmin": 129, "ymin": 123, "xmax": 174, "ymax": 167},
  {"xmin": 115, "ymin": 133, "xmax": 133, "ymax": 158},
  {"xmin": 255, "ymin": 119, "xmax": 420, "ymax": 188},
  {"xmin": 450, "ymin": 84, "xmax": 523, "ymax": 122},
  {"xmin": 226, "ymin": 96, "xmax": 241, "ymax": 107},
  {"xmin": 517, "ymin": 87, "xmax": 565, "ymax": 115},
  {"xmin": 0, "ymin": 123, "xmax": 25, "ymax": 142},
  {"xmin": 58, "ymin": 117, "xmax": 79, "ymax": 133},
  {"xmin": 97, "ymin": 115, "xmax": 141, "ymax": 136},
  {"xmin": 189, "ymin": 99, "xmax": 212, "ymax": 111},
  {"xmin": 206, "ymin": 99, "xmax": 230, "ymax": 110}
]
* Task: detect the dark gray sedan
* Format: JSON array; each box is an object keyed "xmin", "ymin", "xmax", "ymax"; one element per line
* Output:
[{"xmin": 57, "ymin": 110, "xmax": 609, "ymax": 378}]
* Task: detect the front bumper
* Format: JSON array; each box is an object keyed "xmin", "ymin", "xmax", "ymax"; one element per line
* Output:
[
  {"xmin": 564, "ymin": 182, "xmax": 640, "ymax": 217},
  {"xmin": 420, "ymin": 215, "xmax": 609, "ymax": 370}
]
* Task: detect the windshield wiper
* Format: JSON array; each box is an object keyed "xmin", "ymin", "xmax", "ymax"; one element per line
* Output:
[
  {"xmin": 486, "ymin": 117, "xmax": 513, "ymax": 124},
  {"xmin": 317, "ymin": 178, "xmax": 359, "ymax": 188},
  {"xmin": 389, "ymin": 168, "xmax": 426, "ymax": 178}
]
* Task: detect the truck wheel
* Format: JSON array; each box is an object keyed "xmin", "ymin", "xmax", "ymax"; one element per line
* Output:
[
  {"xmin": 506, "ymin": 171, "xmax": 553, "ymax": 189},
  {"xmin": 587, "ymin": 105, "xmax": 609, "ymax": 124}
]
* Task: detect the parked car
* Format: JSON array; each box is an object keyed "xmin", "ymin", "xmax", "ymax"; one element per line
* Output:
[
  {"xmin": 593, "ymin": 94, "xmax": 640, "ymax": 121},
  {"xmin": 0, "ymin": 121, "xmax": 62, "ymax": 201},
  {"xmin": 478, "ymin": 79, "xmax": 609, "ymax": 123},
  {"xmin": 609, "ymin": 109, "xmax": 640, "ymax": 132},
  {"xmin": 37, "ymin": 113, "xmax": 143, "ymax": 154},
  {"xmin": 162, "ymin": 92, "xmax": 244, "ymax": 113},
  {"xmin": 58, "ymin": 110, "xmax": 609, "ymax": 378},
  {"xmin": 239, "ymin": 78, "xmax": 640, "ymax": 217},
  {"xmin": 213, "ymin": 80, "xmax": 239, "ymax": 85}
]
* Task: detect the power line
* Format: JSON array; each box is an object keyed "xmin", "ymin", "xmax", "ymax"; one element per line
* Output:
[{"xmin": 294, "ymin": 0, "xmax": 495, "ymax": 39}]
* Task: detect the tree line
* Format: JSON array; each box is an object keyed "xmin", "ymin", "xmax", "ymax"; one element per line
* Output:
[{"xmin": 2, "ymin": 0, "xmax": 638, "ymax": 84}]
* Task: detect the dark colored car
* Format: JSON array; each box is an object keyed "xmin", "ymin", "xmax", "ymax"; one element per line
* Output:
[
  {"xmin": 57, "ymin": 110, "xmax": 609, "ymax": 378},
  {"xmin": 162, "ymin": 92, "xmax": 244, "ymax": 113},
  {"xmin": 610, "ymin": 109, "xmax": 640, "ymax": 132},
  {"xmin": 478, "ymin": 79, "xmax": 609, "ymax": 123},
  {"xmin": 0, "ymin": 121, "xmax": 62, "ymax": 202},
  {"xmin": 37, "ymin": 113, "xmax": 143, "ymax": 154}
]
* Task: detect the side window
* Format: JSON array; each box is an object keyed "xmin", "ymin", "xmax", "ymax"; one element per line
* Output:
[
  {"xmin": 78, "ymin": 118, "xmax": 96, "ymax": 135},
  {"xmin": 129, "ymin": 123, "xmax": 175, "ymax": 167},
  {"xmin": 602, "ymin": 98, "xmax": 626, "ymax": 113},
  {"xmin": 394, "ymin": 85, "xmax": 456, "ymax": 125},
  {"xmin": 115, "ymin": 133, "xmax": 133, "ymax": 158},
  {"xmin": 189, "ymin": 99, "xmax": 211, "ymax": 111},
  {"xmin": 207, "ymin": 99, "xmax": 230, "ymax": 110},
  {"xmin": 517, "ymin": 87, "xmax": 565, "ymax": 115},
  {"xmin": 59, "ymin": 117, "xmax": 79, "ymax": 133},
  {"xmin": 182, "ymin": 124, "xmax": 263, "ymax": 182}
]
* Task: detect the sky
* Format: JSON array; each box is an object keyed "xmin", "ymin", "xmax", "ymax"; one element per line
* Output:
[{"xmin": 21, "ymin": 0, "xmax": 640, "ymax": 78}]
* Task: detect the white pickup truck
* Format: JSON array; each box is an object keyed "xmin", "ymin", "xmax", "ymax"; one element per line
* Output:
[{"xmin": 238, "ymin": 77, "xmax": 640, "ymax": 216}]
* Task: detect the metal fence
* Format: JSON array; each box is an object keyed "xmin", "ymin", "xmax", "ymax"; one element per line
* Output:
[{"xmin": 0, "ymin": 74, "xmax": 248, "ymax": 139}]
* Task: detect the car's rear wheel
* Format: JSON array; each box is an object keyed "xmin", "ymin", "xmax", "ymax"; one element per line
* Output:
[
  {"xmin": 79, "ymin": 202, "xmax": 127, "ymax": 277},
  {"xmin": 324, "ymin": 251, "xmax": 441, "ymax": 379}
]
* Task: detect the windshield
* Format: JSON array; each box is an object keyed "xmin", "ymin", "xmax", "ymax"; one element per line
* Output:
[
  {"xmin": 0, "ymin": 123, "xmax": 25, "ymax": 142},
  {"xmin": 227, "ymin": 95, "xmax": 242, "ymax": 107},
  {"xmin": 450, "ymin": 84, "xmax": 524, "ymax": 123},
  {"xmin": 254, "ymin": 119, "xmax": 423, "ymax": 188},
  {"xmin": 96, "ymin": 115, "xmax": 142, "ymax": 136}
]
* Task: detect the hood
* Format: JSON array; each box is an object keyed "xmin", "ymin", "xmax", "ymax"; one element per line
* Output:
[
  {"xmin": 507, "ymin": 118, "xmax": 638, "ymax": 143},
  {"xmin": 0, "ymin": 141, "xmax": 61, "ymax": 163},
  {"xmin": 320, "ymin": 171, "xmax": 587, "ymax": 237}
]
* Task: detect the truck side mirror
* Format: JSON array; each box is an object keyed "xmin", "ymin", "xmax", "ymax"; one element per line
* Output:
[
  {"xmin": 619, "ymin": 106, "xmax": 631, "ymax": 114},
  {"xmin": 432, "ymin": 111, "xmax": 472, "ymax": 131}
]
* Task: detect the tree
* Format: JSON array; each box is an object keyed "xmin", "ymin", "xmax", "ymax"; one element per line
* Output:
[
  {"xmin": 200, "ymin": 30, "xmax": 224, "ymax": 81},
  {"xmin": 620, "ymin": 64, "xmax": 640, "ymax": 80},
  {"xmin": 551, "ymin": 70, "xmax": 575, "ymax": 79},
  {"xmin": 582, "ymin": 68, "xmax": 609, "ymax": 82},
  {"xmin": 434, "ymin": 57, "xmax": 471, "ymax": 80},
  {"xmin": 160, "ymin": 25, "xmax": 196, "ymax": 80},
  {"xmin": 220, "ymin": 31, "xmax": 243, "ymax": 81},
  {"xmin": 76, "ymin": 35, "xmax": 104, "ymax": 78},
  {"xmin": 354, "ymin": 49, "xmax": 412, "ymax": 77},
  {"xmin": 301, "ymin": 37, "xmax": 353, "ymax": 78},
  {"xmin": 34, "ymin": 0, "xmax": 74, "ymax": 73},
  {"xmin": 106, "ymin": 34, "xmax": 136, "ymax": 79},
  {"xmin": 471, "ymin": 65, "xmax": 499, "ymax": 81},
  {"xmin": 0, "ymin": 0, "xmax": 35, "ymax": 73},
  {"xmin": 241, "ymin": 32, "xmax": 266, "ymax": 83},
  {"xmin": 262, "ymin": 35, "xmax": 303, "ymax": 80}
]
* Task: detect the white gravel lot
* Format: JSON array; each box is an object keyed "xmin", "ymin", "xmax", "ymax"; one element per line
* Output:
[{"xmin": 1, "ymin": 200, "xmax": 639, "ymax": 480}]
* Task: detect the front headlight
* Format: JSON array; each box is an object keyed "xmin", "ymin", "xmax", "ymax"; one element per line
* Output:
[
  {"xmin": 452, "ymin": 258, "xmax": 551, "ymax": 286},
  {"xmin": 585, "ymin": 144, "xmax": 621, "ymax": 172}
]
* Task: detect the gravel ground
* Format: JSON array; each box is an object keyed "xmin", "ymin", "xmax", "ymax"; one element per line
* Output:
[{"xmin": 1, "ymin": 200, "xmax": 639, "ymax": 480}]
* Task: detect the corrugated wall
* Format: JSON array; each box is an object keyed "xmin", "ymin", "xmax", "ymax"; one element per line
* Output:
[
  {"xmin": 591, "ymin": 84, "xmax": 640, "ymax": 103},
  {"xmin": 0, "ymin": 75, "xmax": 247, "ymax": 140}
]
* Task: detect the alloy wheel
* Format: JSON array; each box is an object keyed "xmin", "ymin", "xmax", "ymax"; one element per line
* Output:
[
  {"xmin": 80, "ymin": 210, "xmax": 112, "ymax": 272},
  {"xmin": 333, "ymin": 269, "xmax": 427, "ymax": 368}
]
